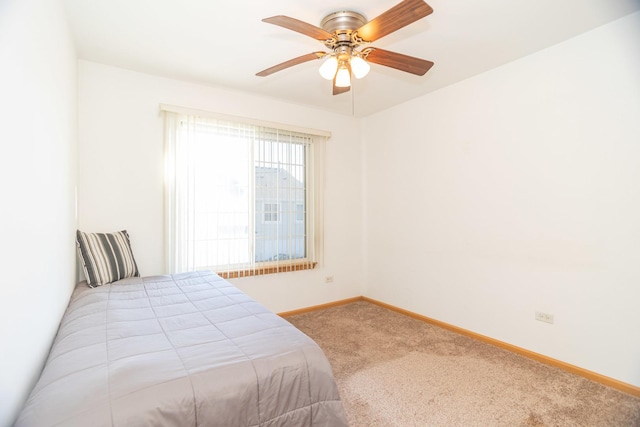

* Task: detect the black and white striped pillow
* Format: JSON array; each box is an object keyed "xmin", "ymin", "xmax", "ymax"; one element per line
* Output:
[{"xmin": 76, "ymin": 230, "xmax": 139, "ymax": 287}]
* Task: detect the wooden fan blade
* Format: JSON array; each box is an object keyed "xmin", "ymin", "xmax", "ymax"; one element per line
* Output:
[
  {"xmin": 333, "ymin": 82, "xmax": 350, "ymax": 96},
  {"xmin": 256, "ymin": 52, "xmax": 327, "ymax": 77},
  {"xmin": 333, "ymin": 62, "xmax": 351, "ymax": 95},
  {"xmin": 356, "ymin": 0, "xmax": 433, "ymax": 42},
  {"xmin": 263, "ymin": 16, "xmax": 334, "ymax": 41},
  {"xmin": 364, "ymin": 48, "xmax": 434, "ymax": 76}
]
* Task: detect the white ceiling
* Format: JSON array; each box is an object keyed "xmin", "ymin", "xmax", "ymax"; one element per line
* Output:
[{"xmin": 62, "ymin": 0, "xmax": 639, "ymax": 117}]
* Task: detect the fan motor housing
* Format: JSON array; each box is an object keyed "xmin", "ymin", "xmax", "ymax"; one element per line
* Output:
[{"xmin": 320, "ymin": 11, "xmax": 366, "ymax": 34}]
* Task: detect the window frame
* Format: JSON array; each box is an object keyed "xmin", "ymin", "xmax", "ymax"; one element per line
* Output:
[{"xmin": 163, "ymin": 106, "xmax": 328, "ymax": 278}]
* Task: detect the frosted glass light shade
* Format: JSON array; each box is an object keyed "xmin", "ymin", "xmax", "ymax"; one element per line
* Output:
[
  {"xmin": 335, "ymin": 66, "xmax": 351, "ymax": 87},
  {"xmin": 351, "ymin": 56, "xmax": 370, "ymax": 79},
  {"xmin": 319, "ymin": 57, "xmax": 338, "ymax": 80}
]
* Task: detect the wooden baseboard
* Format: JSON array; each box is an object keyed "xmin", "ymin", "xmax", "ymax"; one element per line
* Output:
[
  {"xmin": 277, "ymin": 296, "xmax": 363, "ymax": 318},
  {"xmin": 361, "ymin": 296, "xmax": 640, "ymax": 398},
  {"xmin": 279, "ymin": 295, "xmax": 640, "ymax": 397}
]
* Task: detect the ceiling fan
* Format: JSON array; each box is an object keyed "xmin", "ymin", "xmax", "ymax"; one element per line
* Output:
[{"xmin": 256, "ymin": 0, "xmax": 434, "ymax": 95}]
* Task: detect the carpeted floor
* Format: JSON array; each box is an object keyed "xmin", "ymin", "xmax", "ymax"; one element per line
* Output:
[{"xmin": 286, "ymin": 301, "xmax": 640, "ymax": 427}]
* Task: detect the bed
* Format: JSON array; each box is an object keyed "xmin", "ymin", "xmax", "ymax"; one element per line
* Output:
[{"xmin": 15, "ymin": 271, "xmax": 348, "ymax": 426}]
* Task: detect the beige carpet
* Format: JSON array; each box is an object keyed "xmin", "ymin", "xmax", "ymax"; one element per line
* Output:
[{"xmin": 286, "ymin": 301, "xmax": 640, "ymax": 427}]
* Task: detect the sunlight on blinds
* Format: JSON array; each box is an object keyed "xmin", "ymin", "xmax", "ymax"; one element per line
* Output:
[{"xmin": 164, "ymin": 111, "xmax": 323, "ymax": 278}]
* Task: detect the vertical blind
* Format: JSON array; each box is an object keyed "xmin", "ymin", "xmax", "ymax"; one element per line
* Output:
[{"xmin": 163, "ymin": 108, "xmax": 326, "ymax": 278}]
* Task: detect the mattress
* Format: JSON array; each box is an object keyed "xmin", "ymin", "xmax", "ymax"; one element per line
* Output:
[{"xmin": 15, "ymin": 271, "xmax": 348, "ymax": 426}]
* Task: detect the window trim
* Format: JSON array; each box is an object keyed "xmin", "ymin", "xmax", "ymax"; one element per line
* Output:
[{"xmin": 160, "ymin": 103, "xmax": 331, "ymax": 138}]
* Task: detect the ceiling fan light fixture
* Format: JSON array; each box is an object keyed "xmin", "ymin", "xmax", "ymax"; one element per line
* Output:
[
  {"xmin": 350, "ymin": 55, "xmax": 370, "ymax": 79},
  {"xmin": 257, "ymin": 0, "xmax": 435, "ymax": 96},
  {"xmin": 335, "ymin": 65, "xmax": 351, "ymax": 87},
  {"xmin": 319, "ymin": 56, "xmax": 338, "ymax": 80}
]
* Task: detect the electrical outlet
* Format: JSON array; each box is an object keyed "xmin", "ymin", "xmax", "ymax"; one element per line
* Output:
[
  {"xmin": 325, "ymin": 276, "xmax": 334, "ymax": 283},
  {"xmin": 535, "ymin": 311, "xmax": 554, "ymax": 324}
]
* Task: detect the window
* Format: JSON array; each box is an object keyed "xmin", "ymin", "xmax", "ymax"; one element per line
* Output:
[
  {"xmin": 263, "ymin": 203, "xmax": 279, "ymax": 223},
  {"xmin": 163, "ymin": 106, "xmax": 327, "ymax": 278}
]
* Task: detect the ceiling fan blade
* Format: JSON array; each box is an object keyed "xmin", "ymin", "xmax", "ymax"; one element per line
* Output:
[
  {"xmin": 333, "ymin": 77, "xmax": 351, "ymax": 95},
  {"xmin": 263, "ymin": 16, "xmax": 335, "ymax": 41},
  {"xmin": 256, "ymin": 52, "xmax": 327, "ymax": 77},
  {"xmin": 363, "ymin": 48, "xmax": 434, "ymax": 76},
  {"xmin": 333, "ymin": 62, "xmax": 351, "ymax": 95},
  {"xmin": 333, "ymin": 82, "xmax": 350, "ymax": 96},
  {"xmin": 356, "ymin": 0, "xmax": 433, "ymax": 42}
]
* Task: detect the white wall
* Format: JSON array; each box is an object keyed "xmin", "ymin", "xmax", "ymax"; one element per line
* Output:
[
  {"xmin": 362, "ymin": 12, "xmax": 640, "ymax": 387},
  {"xmin": 78, "ymin": 61, "xmax": 363, "ymax": 312},
  {"xmin": 0, "ymin": 0, "xmax": 78, "ymax": 424}
]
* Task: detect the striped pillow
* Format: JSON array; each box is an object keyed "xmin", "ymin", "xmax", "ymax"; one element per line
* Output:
[{"xmin": 76, "ymin": 230, "xmax": 139, "ymax": 287}]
